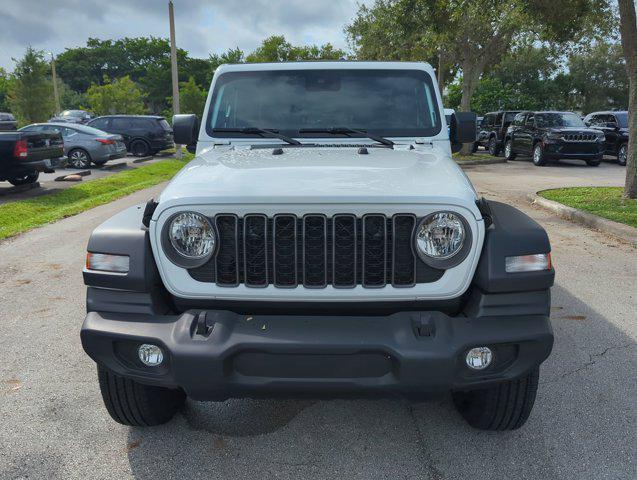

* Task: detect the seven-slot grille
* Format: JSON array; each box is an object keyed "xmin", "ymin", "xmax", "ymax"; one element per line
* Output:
[
  {"xmin": 562, "ymin": 132, "xmax": 597, "ymax": 142},
  {"xmin": 188, "ymin": 214, "xmax": 444, "ymax": 288}
]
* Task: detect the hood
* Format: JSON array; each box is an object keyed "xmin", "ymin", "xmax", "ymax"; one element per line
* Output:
[{"xmin": 157, "ymin": 146, "xmax": 477, "ymax": 209}]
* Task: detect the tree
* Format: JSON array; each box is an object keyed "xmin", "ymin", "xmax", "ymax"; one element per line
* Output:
[
  {"xmin": 179, "ymin": 76, "xmax": 207, "ymax": 118},
  {"xmin": 7, "ymin": 47, "xmax": 55, "ymax": 124},
  {"xmin": 0, "ymin": 68, "xmax": 11, "ymax": 112},
  {"xmin": 85, "ymin": 76, "xmax": 146, "ymax": 115},
  {"xmin": 347, "ymin": 0, "xmax": 612, "ymax": 153},
  {"xmin": 568, "ymin": 42, "xmax": 629, "ymax": 112},
  {"xmin": 617, "ymin": 0, "xmax": 637, "ymax": 198},
  {"xmin": 245, "ymin": 36, "xmax": 346, "ymax": 62}
]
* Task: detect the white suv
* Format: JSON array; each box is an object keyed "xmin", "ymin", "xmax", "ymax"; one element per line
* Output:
[{"xmin": 81, "ymin": 62, "xmax": 555, "ymax": 431}]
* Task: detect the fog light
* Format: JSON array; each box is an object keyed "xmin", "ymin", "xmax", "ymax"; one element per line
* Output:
[
  {"xmin": 138, "ymin": 344, "xmax": 163, "ymax": 367},
  {"xmin": 466, "ymin": 347, "xmax": 493, "ymax": 370}
]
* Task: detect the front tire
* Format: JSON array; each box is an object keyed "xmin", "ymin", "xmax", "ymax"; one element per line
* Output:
[
  {"xmin": 97, "ymin": 365, "xmax": 185, "ymax": 426},
  {"xmin": 532, "ymin": 143, "xmax": 547, "ymax": 166},
  {"xmin": 617, "ymin": 143, "xmax": 627, "ymax": 166},
  {"xmin": 8, "ymin": 172, "xmax": 39, "ymax": 186},
  {"xmin": 504, "ymin": 139, "xmax": 516, "ymax": 160},
  {"xmin": 452, "ymin": 367, "xmax": 540, "ymax": 431},
  {"xmin": 68, "ymin": 148, "xmax": 92, "ymax": 169}
]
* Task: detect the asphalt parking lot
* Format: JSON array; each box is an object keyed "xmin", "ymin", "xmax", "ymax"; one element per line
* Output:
[{"xmin": 0, "ymin": 159, "xmax": 635, "ymax": 480}]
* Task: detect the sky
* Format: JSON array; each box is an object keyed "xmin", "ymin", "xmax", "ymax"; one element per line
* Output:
[{"xmin": 0, "ymin": 0, "xmax": 371, "ymax": 71}]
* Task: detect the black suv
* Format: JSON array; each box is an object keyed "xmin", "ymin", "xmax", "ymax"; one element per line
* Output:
[
  {"xmin": 474, "ymin": 111, "xmax": 520, "ymax": 155},
  {"xmin": 583, "ymin": 111, "xmax": 629, "ymax": 166},
  {"xmin": 87, "ymin": 115, "xmax": 174, "ymax": 157},
  {"xmin": 504, "ymin": 111, "xmax": 605, "ymax": 166}
]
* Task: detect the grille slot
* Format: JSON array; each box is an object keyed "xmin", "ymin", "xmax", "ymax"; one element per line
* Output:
[
  {"xmin": 392, "ymin": 215, "xmax": 416, "ymax": 286},
  {"xmin": 273, "ymin": 215, "xmax": 297, "ymax": 287},
  {"xmin": 243, "ymin": 214, "xmax": 268, "ymax": 287},
  {"xmin": 189, "ymin": 213, "xmax": 444, "ymax": 288},
  {"xmin": 303, "ymin": 215, "xmax": 328, "ymax": 288},
  {"xmin": 215, "ymin": 215, "xmax": 239, "ymax": 286}
]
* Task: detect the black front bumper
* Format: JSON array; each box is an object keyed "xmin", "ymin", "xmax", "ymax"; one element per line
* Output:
[
  {"xmin": 81, "ymin": 307, "xmax": 553, "ymax": 401},
  {"xmin": 543, "ymin": 141, "xmax": 604, "ymax": 160}
]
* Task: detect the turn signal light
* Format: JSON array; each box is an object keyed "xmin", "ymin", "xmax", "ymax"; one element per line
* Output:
[
  {"xmin": 505, "ymin": 253, "xmax": 551, "ymax": 273},
  {"xmin": 86, "ymin": 252, "xmax": 129, "ymax": 273}
]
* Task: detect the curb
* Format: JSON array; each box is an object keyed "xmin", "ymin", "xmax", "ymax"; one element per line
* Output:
[
  {"xmin": 132, "ymin": 155, "xmax": 155, "ymax": 163},
  {"xmin": 101, "ymin": 161, "xmax": 128, "ymax": 171},
  {"xmin": 527, "ymin": 193, "xmax": 637, "ymax": 247},
  {"xmin": 457, "ymin": 157, "xmax": 507, "ymax": 166}
]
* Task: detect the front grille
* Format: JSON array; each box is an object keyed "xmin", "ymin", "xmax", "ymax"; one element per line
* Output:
[
  {"xmin": 562, "ymin": 133, "xmax": 597, "ymax": 142},
  {"xmin": 188, "ymin": 214, "xmax": 444, "ymax": 288}
]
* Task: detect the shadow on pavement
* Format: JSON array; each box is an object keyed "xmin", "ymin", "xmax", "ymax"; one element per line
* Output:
[{"xmin": 124, "ymin": 284, "xmax": 636, "ymax": 480}]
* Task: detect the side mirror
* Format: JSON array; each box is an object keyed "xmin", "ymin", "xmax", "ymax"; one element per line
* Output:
[
  {"xmin": 450, "ymin": 112, "xmax": 477, "ymax": 153},
  {"xmin": 173, "ymin": 114, "xmax": 199, "ymax": 148}
]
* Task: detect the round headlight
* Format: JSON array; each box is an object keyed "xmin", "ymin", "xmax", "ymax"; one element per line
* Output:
[
  {"xmin": 168, "ymin": 212, "xmax": 215, "ymax": 259},
  {"xmin": 415, "ymin": 212, "xmax": 469, "ymax": 267}
]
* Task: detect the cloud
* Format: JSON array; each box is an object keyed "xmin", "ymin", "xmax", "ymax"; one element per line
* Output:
[{"xmin": 0, "ymin": 0, "xmax": 368, "ymax": 72}]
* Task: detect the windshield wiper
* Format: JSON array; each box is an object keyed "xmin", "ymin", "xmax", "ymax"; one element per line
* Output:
[
  {"xmin": 212, "ymin": 127, "xmax": 301, "ymax": 146},
  {"xmin": 298, "ymin": 127, "xmax": 394, "ymax": 147}
]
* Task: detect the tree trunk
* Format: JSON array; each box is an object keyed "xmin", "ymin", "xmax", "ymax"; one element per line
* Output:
[
  {"xmin": 459, "ymin": 61, "xmax": 481, "ymax": 155},
  {"xmin": 618, "ymin": 0, "xmax": 637, "ymax": 198}
]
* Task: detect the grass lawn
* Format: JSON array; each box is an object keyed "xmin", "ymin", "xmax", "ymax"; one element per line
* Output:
[
  {"xmin": 0, "ymin": 156, "xmax": 190, "ymax": 240},
  {"xmin": 539, "ymin": 187, "xmax": 637, "ymax": 229}
]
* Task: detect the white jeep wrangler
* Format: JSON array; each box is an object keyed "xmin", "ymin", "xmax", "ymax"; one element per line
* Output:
[{"xmin": 81, "ymin": 62, "xmax": 554, "ymax": 431}]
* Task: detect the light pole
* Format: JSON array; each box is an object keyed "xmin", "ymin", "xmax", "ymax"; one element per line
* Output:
[
  {"xmin": 168, "ymin": 0, "xmax": 182, "ymax": 160},
  {"xmin": 49, "ymin": 52, "xmax": 61, "ymax": 114}
]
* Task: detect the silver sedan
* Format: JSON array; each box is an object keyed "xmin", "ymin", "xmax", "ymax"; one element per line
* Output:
[{"xmin": 20, "ymin": 123, "xmax": 127, "ymax": 168}]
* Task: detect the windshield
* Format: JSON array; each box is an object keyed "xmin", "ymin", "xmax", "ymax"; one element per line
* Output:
[
  {"xmin": 60, "ymin": 110, "xmax": 85, "ymax": 117},
  {"xmin": 207, "ymin": 69, "xmax": 442, "ymax": 138},
  {"xmin": 536, "ymin": 112, "xmax": 585, "ymax": 128},
  {"xmin": 615, "ymin": 112, "xmax": 628, "ymax": 128}
]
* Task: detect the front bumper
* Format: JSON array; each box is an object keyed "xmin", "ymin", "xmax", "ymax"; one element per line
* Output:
[
  {"xmin": 543, "ymin": 141, "xmax": 604, "ymax": 160},
  {"xmin": 81, "ymin": 308, "xmax": 553, "ymax": 400}
]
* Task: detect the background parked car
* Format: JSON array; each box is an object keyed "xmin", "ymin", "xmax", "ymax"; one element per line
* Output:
[
  {"xmin": 0, "ymin": 129, "xmax": 65, "ymax": 185},
  {"xmin": 475, "ymin": 110, "xmax": 521, "ymax": 155},
  {"xmin": 49, "ymin": 109, "xmax": 93, "ymax": 124},
  {"xmin": 20, "ymin": 123, "xmax": 127, "ymax": 168},
  {"xmin": 504, "ymin": 111, "xmax": 605, "ymax": 166},
  {"xmin": 0, "ymin": 112, "xmax": 18, "ymax": 131},
  {"xmin": 87, "ymin": 115, "xmax": 174, "ymax": 157},
  {"xmin": 584, "ymin": 111, "xmax": 629, "ymax": 166}
]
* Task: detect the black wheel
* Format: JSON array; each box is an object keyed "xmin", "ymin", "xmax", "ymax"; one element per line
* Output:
[
  {"xmin": 586, "ymin": 159, "xmax": 601, "ymax": 167},
  {"xmin": 68, "ymin": 148, "xmax": 91, "ymax": 169},
  {"xmin": 452, "ymin": 367, "xmax": 539, "ymax": 431},
  {"xmin": 97, "ymin": 365, "xmax": 185, "ymax": 426},
  {"xmin": 532, "ymin": 143, "xmax": 547, "ymax": 166},
  {"xmin": 8, "ymin": 172, "xmax": 39, "ymax": 186},
  {"xmin": 488, "ymin": 137, "xmax": 500, "ymax": 156},
  {"xmin": 471, "ymin": 142, "xmax": 479, "ymax": 153},
  {"xmin": 617, "ymin": 143, "xmax": 627, "ymax": 166},
  {"xmin": 130, "ymin": 139, "xmax": 150, "ymax": 157},
  {"xmin": 504, "ymin": 139, "xmax": 516, "ymax": 160}
]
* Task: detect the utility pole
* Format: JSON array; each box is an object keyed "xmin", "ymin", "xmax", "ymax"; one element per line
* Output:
[
  {"xmin": 50, "ymin": 53, "xmax": 61, "ymax": 114},
  {"xmin": 168, "ymin": 0, "xmax": 182, "ymax": 160}
]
